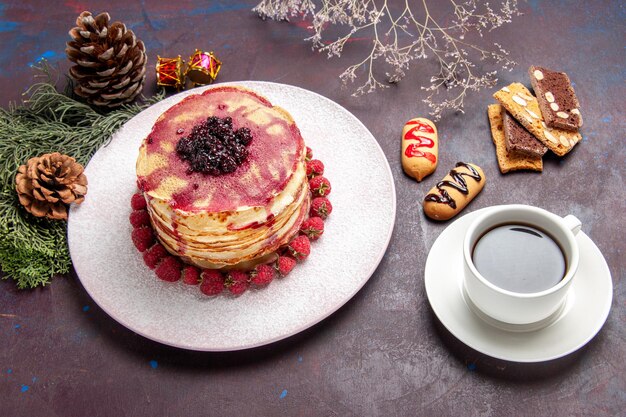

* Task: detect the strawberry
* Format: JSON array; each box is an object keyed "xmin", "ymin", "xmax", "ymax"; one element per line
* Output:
[
  {"xmin": 200, "ymin": 270, "xmax": 225, "ymax": 296},
  {"xmin": 129, "ymin": 209, "xmax": 151, "ymax": 228},
  {"xmin": 131, "ymin": 193, "xmax": 147, "ymax": 210},
  {"xmin": 287, "ymin": 235, "xmax": 311, "ymax": 261},
  {"xmin": 155, "ymin": 256, "xmax": 182, "ymax": 282},
  {"xmin": 250, "ymin": 264, "xmax": 275, "ymax": 286},
  {"xmin": 306, "ymin": 159, "xmax": 324, "ymax": 178},
  {"xmin": 305, "ymin": 146, "xmax": 313, "ymax": 162},
  {"xmin": 310, "ymin": 197, "xmax": 332, "ymax": 219},
  {"xmin": 275, "ymin": 256, "xmax": 296, "ymax": 277},
  {"xmin": 225, "ymin": 271, "xmax": 249, "ymax": 296},
  {"xmin": 143, "ymin": 242, "xmax": 168, "ymax": 269},
  {"xmin": 132, "ymin": 227, "xmax": 155, "ymax": 252},
  {"xmin": 182, "ymin": 265, "xmax": 201, "ymax": 285},
  {"xmin": 309, "ymin": 176, "xmax": 331, "ymax": 197},
  {"xmin": 300, "ymin": 217, "xmax": 324, "ymax": 240}
]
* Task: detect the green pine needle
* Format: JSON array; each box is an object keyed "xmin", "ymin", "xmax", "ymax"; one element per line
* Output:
[{"xmin": 0, "ymin": 62, "xmax": 164, "ymax": 289}]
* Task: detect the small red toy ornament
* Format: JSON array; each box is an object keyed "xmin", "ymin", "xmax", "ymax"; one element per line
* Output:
[
  {"xmin": 156, "ymin": 55, "xmax": 184, "ymax": 89},
  {"xmin": 185, "ymin": 49, "xmax": 222, "ymax": 86}
]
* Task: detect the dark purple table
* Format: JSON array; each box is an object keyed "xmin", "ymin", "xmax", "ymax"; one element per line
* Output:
[{"xmin": 1, "ymin": 1, "xmax": 624, "ymax": 415}]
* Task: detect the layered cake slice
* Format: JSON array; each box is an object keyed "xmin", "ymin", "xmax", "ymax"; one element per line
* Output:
[
  {"xmin": 136, "ymin": 86, "xmax": 310, "ymax": 270},
  {"xmin": 502, "ymin": 109, "xmax": 547, "ymax": 157},
  {"xmin": 487, "ymin": 104, "xmax": 543, "ymax": 173},
  {"xmin": 529, "ymin": 66, "xmax": 582, "ymax": 131},
  {"xmin": 493, "ymin": 83, "xmax": 581, "ymax": 156}
]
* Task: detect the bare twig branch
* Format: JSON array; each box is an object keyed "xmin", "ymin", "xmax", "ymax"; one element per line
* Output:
[{"xmin": 253, "ymin": 0, "xmax": 519, "ymax": 120}]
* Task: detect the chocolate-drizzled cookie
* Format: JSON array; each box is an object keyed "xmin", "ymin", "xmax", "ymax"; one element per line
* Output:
[{"xmin": 423, "ymin": 162, "xmax": 485, "ymax": 221}]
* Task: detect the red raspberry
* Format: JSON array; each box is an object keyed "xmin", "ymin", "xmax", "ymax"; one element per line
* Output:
[
  {"xmin": 306, "ymin": 159, "xmax": 324, "ymax": 178},
  {"xmin": 250, "ymin": 264, "xmax": 275, "ymax": 286},
  {"xmin": 287, "ymin": 235, "xmax": 311, "ymax": 261},
  {"xmin": 309, "ymin": 176, "xmax": 331, "ymax": 197},
  {"xmin": 225, "ymin": 271, "xmax": 249, "ymax": 296},
  {"xmin": 129, "ymin": 209, "xmax": 150, "ymax": 228},
  {"xmin": 200, "ymin": 270, "xmax": 225, "ymax": 296},
  {"xmin": 155, "ymin": 256, "xmax": 182, "ymax": 282},
  {"xmin": 300, "ymin": 217, "xmax": 324, "ymax": 240},
  {"xmin": 143, "ymin": 242, "xmax": 168, "ymax": 269},
  {"xmin": 310, "ymin": 197, "xmax": 332, "ymax": 219},
  {"xmin": 131, "ymin": 227, "xmax": 155, "ymax": 252},
  {"xmin": 131, "ymin": 193, "xmax": 147, "ymax": 210},
  {"xmin": 305, "ymin": 146, "xmax": 313, "ymax": 162},
  {"xmin": 182, "ymin": 265, "xmax": 201, "ymax": 285},
  {"xmin": 275, "ymin": 256, "xmax": 296, "ymax": 277}
]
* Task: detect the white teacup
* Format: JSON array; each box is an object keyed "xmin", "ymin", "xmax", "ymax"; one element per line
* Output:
[{"xmin": 463, "ymin": 205, "xmax": 581, "ymax": 327}]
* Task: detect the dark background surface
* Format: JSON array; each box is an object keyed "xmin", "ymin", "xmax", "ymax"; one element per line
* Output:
[{"xmin": 1, "ymin": 1, "xmax": 624, "ymax": 416}]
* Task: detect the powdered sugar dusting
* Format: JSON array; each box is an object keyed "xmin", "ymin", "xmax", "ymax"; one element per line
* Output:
[{"xmin": 68, "ymin": 81, "xmax": 396, "ymax": 351}]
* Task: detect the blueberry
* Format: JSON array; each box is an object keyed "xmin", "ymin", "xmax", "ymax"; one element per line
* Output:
[{"xmin": 175, "ymin": 116, "xmax": 253, "ymax": 175}]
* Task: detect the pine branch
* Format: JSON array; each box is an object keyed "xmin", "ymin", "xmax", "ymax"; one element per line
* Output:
[{"xmin": 0, "ymin": 61, "xmax": 164, "ymax": 289}]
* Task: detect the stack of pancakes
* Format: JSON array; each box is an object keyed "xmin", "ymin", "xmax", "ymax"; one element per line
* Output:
[{"xmin": 136, "ymin": 86, "xmax": 309, "ymax": 269}]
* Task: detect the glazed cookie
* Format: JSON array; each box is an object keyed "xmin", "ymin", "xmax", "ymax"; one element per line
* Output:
[
  {"xmin": 423, "ymin": 162, "xmax": 485, "ymax": 221},
  {"xmin": 493, "ymin": 83, "xmax": 581, "ymax": 157},
  {"xmin": 487, "ymin": 104, "xmax": 543, "ymax": 174},
  {"xmin": 529, "ymin": 66, "xmax": 582, "ymax": 132},
  {"xmin": 401, "ymin": 118, "xmax": 438, "ymax": 182}
]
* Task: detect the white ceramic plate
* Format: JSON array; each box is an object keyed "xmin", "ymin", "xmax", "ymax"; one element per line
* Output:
[
  {"xmin": 425, "ymin": 206, "xmax": 613, "ymax": 363},
  {"xmin": 68, "ymin": 81, "xmax": 396, "ymax": 351}
]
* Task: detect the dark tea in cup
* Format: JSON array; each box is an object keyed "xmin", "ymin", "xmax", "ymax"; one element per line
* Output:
[{"xmin": 471, "ymin": 223, "xmax": 566, "ymax": 294}]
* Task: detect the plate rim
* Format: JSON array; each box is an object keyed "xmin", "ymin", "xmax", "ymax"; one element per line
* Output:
[{"xmin": 68, "ymin": 80, "xmax": 396, "ymax": 351}]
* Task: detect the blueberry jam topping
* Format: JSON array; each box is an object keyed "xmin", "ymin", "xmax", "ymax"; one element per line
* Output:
[{"xmin": 175, "ymin": 116, "xmax": 253, "ymax": 175}]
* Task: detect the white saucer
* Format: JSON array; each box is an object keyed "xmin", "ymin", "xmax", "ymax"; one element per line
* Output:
[{"xmin": 424, "ymin": 206, "xmax": 613, "ymax": 363}]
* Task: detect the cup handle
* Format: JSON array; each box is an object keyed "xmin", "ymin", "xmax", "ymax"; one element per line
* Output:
[{"xmin": 563, "ymin": 215, "xmax": 582, "ymax": 236}]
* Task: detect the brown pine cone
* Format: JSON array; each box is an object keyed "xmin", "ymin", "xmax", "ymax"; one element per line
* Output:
[
  {"xmin": 15, "ymin": 153, "xmax": 88, "ymax": 220},
  {"xmin": 66, "ymin": 11, "xmax": 147, "ymax": 108}
]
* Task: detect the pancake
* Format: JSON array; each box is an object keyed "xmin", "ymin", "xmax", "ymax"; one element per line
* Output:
[{"xmin": 136, "ymin": 86, "xmax": 309, "ymax": 269}]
